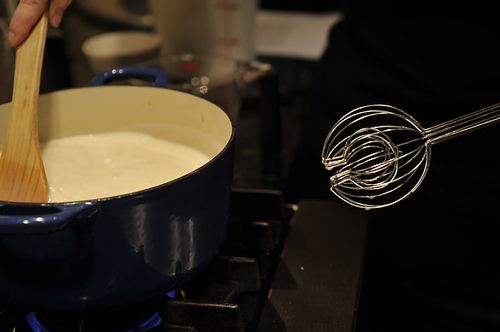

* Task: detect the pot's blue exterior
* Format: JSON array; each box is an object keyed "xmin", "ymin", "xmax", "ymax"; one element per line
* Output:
[{"xmin": 0, "ymin": 137, "xmax": 234, "ymax": 313}]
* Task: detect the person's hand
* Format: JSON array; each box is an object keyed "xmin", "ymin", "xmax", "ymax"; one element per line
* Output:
[{"xmin": 8, "ymin": 0, "xmax": 72, "ymax": 48}]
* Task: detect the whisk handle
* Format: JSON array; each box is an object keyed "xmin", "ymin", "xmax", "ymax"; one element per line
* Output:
[{"xmin": 425, "ymin": 102, "xmax": 500, "ymax": 145}]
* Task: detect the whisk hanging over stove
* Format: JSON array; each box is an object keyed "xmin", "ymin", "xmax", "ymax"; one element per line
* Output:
[{"xmin": 321, "ymin": 103, "xmax": 500, "ymax": 210}]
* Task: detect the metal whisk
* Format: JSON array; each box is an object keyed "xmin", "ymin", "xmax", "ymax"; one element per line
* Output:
[{"xmin": 321, "ymin": 103, "xmax": 500, "ymax": 210}]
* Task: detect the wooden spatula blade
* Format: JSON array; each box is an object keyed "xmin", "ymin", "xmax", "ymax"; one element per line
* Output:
[{"xmin": 0, "ymin": 139, "xmax": 48, "ymax": 202}]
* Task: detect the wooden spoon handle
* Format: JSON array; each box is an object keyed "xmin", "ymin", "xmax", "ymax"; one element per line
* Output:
[{"xmin": 12, "ymin": 11, "xmax": 48, "ymax": 125}]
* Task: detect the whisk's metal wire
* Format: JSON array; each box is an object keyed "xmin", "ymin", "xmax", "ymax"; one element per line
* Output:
[{"xmin": 322, "ymin": 102, "xmax": 500, "ymax": 210}]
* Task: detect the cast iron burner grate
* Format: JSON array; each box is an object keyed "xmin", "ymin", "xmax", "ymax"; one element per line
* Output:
[{"xmin": 0, "ymin": 188, "xmax": 294, "ymax": 332}]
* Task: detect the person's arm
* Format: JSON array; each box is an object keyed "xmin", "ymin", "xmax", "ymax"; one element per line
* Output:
[{"xmin": 8, "ymin": 0, "xmax": 72, "ymax": 47}]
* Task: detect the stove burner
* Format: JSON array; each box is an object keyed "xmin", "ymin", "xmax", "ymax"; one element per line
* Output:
[
  {"xmin": 26, "ymin": 311, "xmax": 162, "ymax": 332},
  {"xmin": 26, "ymin": 312, "xmax": 49, "ymax": 332}
]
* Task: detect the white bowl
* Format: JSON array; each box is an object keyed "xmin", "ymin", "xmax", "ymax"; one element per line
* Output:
[{"xmin": 82, "ymin": 30, "xmax": 161, "ymax": 74}]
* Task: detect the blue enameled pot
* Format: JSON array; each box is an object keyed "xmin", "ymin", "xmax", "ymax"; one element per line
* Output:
[{"xmin": 0, "ymin": 68, "xmax": 235, "ymax": 313}]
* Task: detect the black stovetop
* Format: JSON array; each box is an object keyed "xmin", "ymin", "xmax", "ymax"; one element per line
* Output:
[
  {"xmin": 0, "ymin": 188, "xmax": 295, "ymax": 332},
  {"xmin": 0, "ymin": 189, "xmax": 370, "ymax": 332}
]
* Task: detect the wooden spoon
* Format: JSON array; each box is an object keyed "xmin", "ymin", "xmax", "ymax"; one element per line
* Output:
[{"xmin": 0, "ymin": 12, "xmax": 49, "ymax": 202}]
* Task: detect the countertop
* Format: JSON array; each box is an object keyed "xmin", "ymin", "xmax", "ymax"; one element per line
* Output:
[{"xmin": 258, "ymin": 199, "xmax": 368, "ymax": 331}]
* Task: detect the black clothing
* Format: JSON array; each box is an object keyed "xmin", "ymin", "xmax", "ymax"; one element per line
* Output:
[{"xmin": 286, "ymin": 2, "xmax": 500, "ymax": 331}]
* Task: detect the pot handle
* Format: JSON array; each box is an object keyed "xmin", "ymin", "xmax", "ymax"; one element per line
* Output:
[
  {"xmin": 89, "ymin": 66, "xmax": 168, "ymax": 88},
  {"xmin": 0, "ymin": 202, "xmax": 99, "ymax": 234}
]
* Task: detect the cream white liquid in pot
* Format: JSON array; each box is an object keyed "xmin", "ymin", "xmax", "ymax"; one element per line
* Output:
[{"xmin": 40, "ymin": 131, "xmax": 210, "ymax": 202}]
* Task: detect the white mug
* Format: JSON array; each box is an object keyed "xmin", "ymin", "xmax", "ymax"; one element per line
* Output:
[{"xmin": 148, "ymin": 0, "xmax": 256, "ymax": 63}]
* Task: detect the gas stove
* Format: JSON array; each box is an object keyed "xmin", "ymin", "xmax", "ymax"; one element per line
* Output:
[
  {"xmin": 0, "ymin": 189, "xmax": 293, "ymax": 331},
  {"xmin": 0, "ymin": 188, "xmax": 368, "ymax": 332}
]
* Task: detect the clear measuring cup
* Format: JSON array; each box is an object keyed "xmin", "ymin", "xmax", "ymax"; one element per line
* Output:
[{"xmin": 148, "ymin": 0, "xmax": 257, "ymax": 63}]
